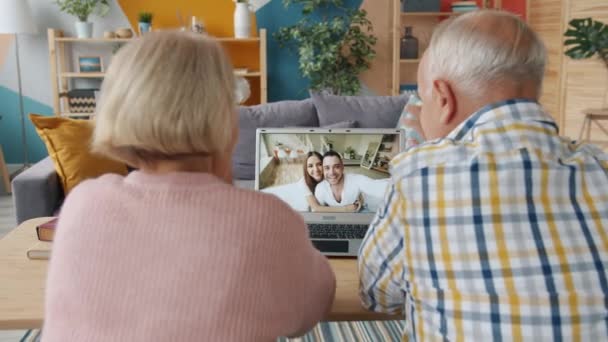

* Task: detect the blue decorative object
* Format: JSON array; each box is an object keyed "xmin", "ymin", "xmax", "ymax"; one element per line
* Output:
[{"xmin": 138, "ymin": 22, "xmax": 151, "ymax": 35}]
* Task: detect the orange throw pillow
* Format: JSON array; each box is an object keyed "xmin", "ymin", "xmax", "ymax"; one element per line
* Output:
[{"xmin": 30, "ymin": 114, "xmax": 128, "ymax": 194}]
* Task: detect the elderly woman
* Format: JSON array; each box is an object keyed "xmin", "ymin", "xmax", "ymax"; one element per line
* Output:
[{"xmin": 42, "ymin": 31, "xmax": 335, "ymax": 341}]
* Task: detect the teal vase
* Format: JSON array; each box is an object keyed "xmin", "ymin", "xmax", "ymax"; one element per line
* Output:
[{"xmin": 138, "ymin": 22, "xmax": 151, "ymax": 36}]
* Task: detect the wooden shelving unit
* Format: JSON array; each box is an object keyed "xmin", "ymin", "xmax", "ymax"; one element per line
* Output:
[
  {"xmin": 390, "ymin": 1, "xmax": 515, "ymax": 95},
  {"xmin": 48, "ymin": 28, "xmax": 268, "ymax": 117},
  {"xmin": 60, "ymin": 72, "xmax": 105, "ymax": 78},
  {"xmin": 55, "ymin": 37, "xmax": 135, "ymax": 43}
]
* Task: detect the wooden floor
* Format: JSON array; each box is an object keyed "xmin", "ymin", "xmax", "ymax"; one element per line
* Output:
[{"xmin": 0, "ymin": 194, "xmax": 27, "ymax": 341}]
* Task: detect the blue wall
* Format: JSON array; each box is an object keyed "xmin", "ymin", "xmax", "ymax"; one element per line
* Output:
[
  {"xmin": 0, "ymin": 86, "xmax": 53, "ymax": 164},
  {"xmin": 256, "ymin": 0, "xmax": 363, "ymax": 102}
]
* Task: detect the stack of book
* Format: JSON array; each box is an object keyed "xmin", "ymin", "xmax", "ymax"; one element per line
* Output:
[
  {"xmin": 451, "ymin": 1, "xmax": 479, "ymax": 12},
  {"xmin": 26, "ymin": 218, "xmax": 57, "ymax": 260}
]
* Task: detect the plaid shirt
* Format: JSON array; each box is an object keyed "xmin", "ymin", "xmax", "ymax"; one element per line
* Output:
[{"xmin": 359, "ymin": 100, "xmax": 608, "ymax": 341}]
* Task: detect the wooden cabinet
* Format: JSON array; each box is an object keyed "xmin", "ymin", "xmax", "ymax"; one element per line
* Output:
[{"xmin": 48, "ymin": 28, "xmax": 267, "ymax": 118}]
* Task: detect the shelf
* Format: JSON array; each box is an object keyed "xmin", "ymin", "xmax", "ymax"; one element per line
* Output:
[
  {"xmin": 61, "ymin": 72, "xmax": 105, "ymax": 78},
  {"xmin": 61, "ymin": 71, "xmax": 259, "ymax": 78},
  {"xmin": 56, "ymin": 37, "xmax": 261, "ymax": 43},
  {"xmin": 49, "ymin": 28, "xmax": 268, "ymax": 111},
  {"xmin": 343, "ymin": 159, "xmax": 362, "ymax": 166},
  {"xmin": 216, "ymin": 37, "xmax": 261, "ymax": 42},
  {"xmin": 401, "ymin": 12, "xmax": 463, "ymax": 17},
  {"xmin": 56, "ymin": 37, "xmax": 134, "ymax": 43},
  {"xmin": 234, "ymin": 71, "xmax": 262, "ymax": 77},
  {"xmin": 400, "ymin": 59, "xmax": 421, "ymax": 63},
  {"xmin": 60, "ymin": 112, "xmax": 93, "ymax": 117},
  {"xmin": 372, "ymin": 166, "xmax": 390, "ymax": 174}
]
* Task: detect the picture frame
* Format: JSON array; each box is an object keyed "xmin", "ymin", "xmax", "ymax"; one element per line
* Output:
[{"xmin": 78, "ymin": 56, "xmax": 103, "ymax": 73}]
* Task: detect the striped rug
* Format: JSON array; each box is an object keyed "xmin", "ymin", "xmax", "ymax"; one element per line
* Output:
[{"xmin": 21, "ymin": 321, "xmax": 404, "ymax": 341}]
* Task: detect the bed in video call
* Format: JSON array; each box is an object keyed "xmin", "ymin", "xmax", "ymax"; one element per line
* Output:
[{"xmin": 258, "ymin": 133, "xmax": 399, "ymax": 213}]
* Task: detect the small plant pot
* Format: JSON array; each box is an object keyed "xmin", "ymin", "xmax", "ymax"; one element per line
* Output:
[
  {"xmin": 138, "ymin": 22, "xmax": 151, "ymax": 36},
  {"xmin": 75, "ymin": 21, "xmax": 93, "ymax": 38}
]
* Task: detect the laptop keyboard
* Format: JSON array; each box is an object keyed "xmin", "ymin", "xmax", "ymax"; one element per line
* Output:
[{"xmin": 308, "ymin": 224, "xmax": 369, "ymax": 239}]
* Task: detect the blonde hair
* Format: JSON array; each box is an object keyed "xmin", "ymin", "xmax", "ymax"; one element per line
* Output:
[
  {"xmin": 426, "ymin": 10, "xmax": 546, "ymax": 98},
  {"xmin": 92, "ymin": 31, "xmax": 236, "ymax": 166}
]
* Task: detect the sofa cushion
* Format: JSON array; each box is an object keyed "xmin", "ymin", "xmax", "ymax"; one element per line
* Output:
[
  {"xmin": 323, "ymin": 120, "xmax": 358, "ymax": 128},
  {"xmin": 311, "ymin": 92, "xmax": 410, "ymax": 128},
  {"xmin": 29, "ymin": 114, "xmax": 129, "ymax": 194},
  {"xmin": 233, "ymin": 99, "xmax": 319, "ymax": 180}
]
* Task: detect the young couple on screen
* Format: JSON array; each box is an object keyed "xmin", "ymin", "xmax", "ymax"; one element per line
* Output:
[{"xmin": 298, "ymin": 150, "xmax": 377, "ymax": 213}]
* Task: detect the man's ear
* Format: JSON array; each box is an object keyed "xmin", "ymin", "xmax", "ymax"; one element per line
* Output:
[{"xmin": 432, "ymin": 80, "xmax": 457, "ymax": 125}]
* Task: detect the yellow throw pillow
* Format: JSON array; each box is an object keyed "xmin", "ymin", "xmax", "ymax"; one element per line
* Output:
[{"xmin": 30, "ymin": 114, "xmax": 128, "ymax": 194}]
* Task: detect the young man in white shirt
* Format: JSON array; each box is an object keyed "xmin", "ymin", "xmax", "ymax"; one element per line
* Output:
[{"xmin": 314, "ymin": 151, "xmax": 385, "ymax": 211}]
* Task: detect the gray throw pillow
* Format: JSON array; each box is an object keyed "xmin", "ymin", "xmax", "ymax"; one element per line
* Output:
[
  {"xmin": 233, "ymin": 99, "xmax": 319, "ymax": 180},
  {"xmin": 311, "ymin": 92, "xmax": 410, "ymax": 128},
  {"xmin": 323, "ymin": 120, "xmax": 358, "ymax": 128}
]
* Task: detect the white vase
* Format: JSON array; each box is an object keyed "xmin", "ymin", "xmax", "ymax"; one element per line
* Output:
[
  {"xmin": 75, "ymin": 21, "xmax": 93, "ymax": 38},
  {"xmin": 234, "ymin": 2, "xmax": 251, "ymax": 38}
]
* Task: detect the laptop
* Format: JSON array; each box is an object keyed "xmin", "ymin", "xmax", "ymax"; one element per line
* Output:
[{"xmin": 255, "ymin": 128, "xmax": 405, "ymax": 256}]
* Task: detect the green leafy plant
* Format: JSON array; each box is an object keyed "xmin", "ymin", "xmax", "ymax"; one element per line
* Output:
[
  {"xmin": 274, "ymin": 0, "xmax": 377, "ymax": 95},
  {"xmin": 54, "ymin": 0, "xmax": 110, "ymax": 22},
  {"xmin": 138, "ymin": 12, "xmax": 154, "ymax": 24},
  {"xmin": 564, "ymin": 18, "xmax": 608, "ymax": 69}
]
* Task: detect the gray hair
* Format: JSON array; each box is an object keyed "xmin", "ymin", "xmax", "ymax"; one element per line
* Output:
[{"xmin": 425, "ymin": 10, "xmax": 546, "ymax": 97}]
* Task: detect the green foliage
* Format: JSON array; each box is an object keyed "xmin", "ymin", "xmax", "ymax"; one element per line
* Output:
[
  {"xmin": 274, "ymin": 0, "xmax": 377, "ymax": 95},
  {"xmin": 54, "ymin": 0, "xmax": 110, "ymax": 22},
  {"xmin": 138, "ymin": 11, "xmax": 154, "ymax": 23},
  {"xmin": 564, "ymin": 18, "xmax": 608, "ymax": 69}
]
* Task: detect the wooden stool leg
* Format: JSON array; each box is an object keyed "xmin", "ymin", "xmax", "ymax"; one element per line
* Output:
[
  {"xmin": 579, "ymin": 115, "xmax": 590, "ymax": 142},
  {"xmin": 0, "ymin": 147, "xmax": 11, "ymax": 194}
]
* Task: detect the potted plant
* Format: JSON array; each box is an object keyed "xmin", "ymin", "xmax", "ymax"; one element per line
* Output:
[
  {"xmin": 564, "ymin": 18, "xmax": 608, "ymax": 68},
  {"xmin": 138, "ymin": 12, "xmax": 154, "ymax": 36},
  {"xmin": 233, "ymin": 0, "xmax": 252, "ymax": 38},
  {"xmin": 344, "ymin": 147, "xmax": 356, "ymax": 160},
  {"xmin": 564, "ymin": 18, "xmax": 608, "ymax": 106},
  {"xmin": 275, "ymin": 0, "xmax": 377, "ymax": 95},
  {"xmin": 55, "ymin": 0, "xmax": 110, "ymax": 38}
]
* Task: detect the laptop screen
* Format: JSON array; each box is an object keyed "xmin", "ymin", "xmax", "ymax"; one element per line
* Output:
[{"xmin": 255, "ymin": 129, "xmax": 403, "ymax": 214}]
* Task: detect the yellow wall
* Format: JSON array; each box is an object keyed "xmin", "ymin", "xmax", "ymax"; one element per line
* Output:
[{"xmin": 117, "ymin": 0, "xmax": 257, "ymax": 37}]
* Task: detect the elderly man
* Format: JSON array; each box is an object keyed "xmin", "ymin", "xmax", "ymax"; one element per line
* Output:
[{"xmin": 359, "ymin": 10, "xmax": 608, "ymax": 341}]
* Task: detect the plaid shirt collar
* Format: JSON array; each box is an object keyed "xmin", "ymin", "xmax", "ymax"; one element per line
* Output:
[{"xmin": 444, "ymin": 99, "xmax": 559, "ymax": 142}]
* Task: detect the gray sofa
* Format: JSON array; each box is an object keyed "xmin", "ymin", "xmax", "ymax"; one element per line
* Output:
[{"xmin": 12, "ymin": 93, "xmax": 409, "ymax": 224}]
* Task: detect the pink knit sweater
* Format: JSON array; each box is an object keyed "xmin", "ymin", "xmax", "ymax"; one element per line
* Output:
[{"xmin": 42, "ymin": 171, "xmax": 336, "ymax": 341}]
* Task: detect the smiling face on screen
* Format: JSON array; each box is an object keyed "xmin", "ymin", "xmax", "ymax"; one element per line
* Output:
[
  {"xmin": 306, "ymin": 155, "xmax": 323, "ymax": 182},
  {"xmin": 323, "ymin": 156, "xmax": 344, "ymax": 186}
]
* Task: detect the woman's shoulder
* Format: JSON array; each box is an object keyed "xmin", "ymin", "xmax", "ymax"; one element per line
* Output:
[
  {"xmin": 58, "ymin": 174, "xmax": 126, "ymax": 221},
  {"xmin": 68, "ymin": 174, "xmax": 125, "ymax": 198}
]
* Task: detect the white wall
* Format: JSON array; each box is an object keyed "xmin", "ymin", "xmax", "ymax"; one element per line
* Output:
[{"xmin": 0, "ymin": 0, "xmax": 132, "ymax": 105}]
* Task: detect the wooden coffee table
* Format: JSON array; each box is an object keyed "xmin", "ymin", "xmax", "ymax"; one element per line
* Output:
[{"xmin": 0, "ymin": 218, "xmax": 400, "ymax": 329}]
